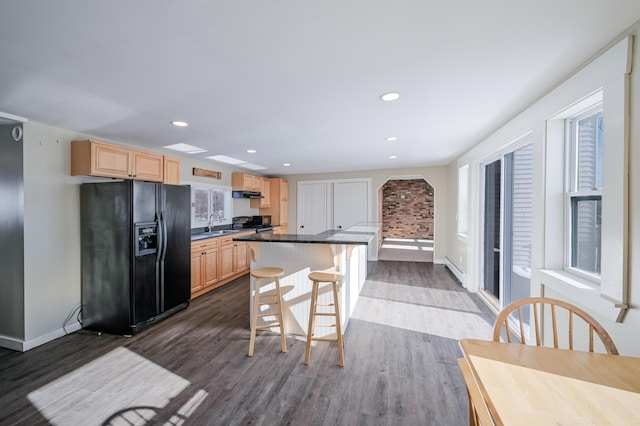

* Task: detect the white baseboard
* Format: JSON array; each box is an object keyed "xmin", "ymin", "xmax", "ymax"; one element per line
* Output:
[
  {"xmin": 0, "ymin": 335, "xmax": 24, "ymax": 351},
  {"xmin": 445, "ymin": 256, "xmax": 467, "ymax": 287},
  {"xmin": 0, "ymin": 321, "xmax": 82, "ymax": 352}
]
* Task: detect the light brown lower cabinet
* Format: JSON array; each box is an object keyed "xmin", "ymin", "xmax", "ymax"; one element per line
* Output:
[{"xmin": 190, "ymin": 231, "xmax": 252, "ymax": 299}]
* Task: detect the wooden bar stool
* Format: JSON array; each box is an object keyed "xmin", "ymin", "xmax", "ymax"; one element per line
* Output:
[
  {"xmin": 304, "ymin": 270, "xmax": 345, "ymax": 367},
  {"xmin": 248, "ymin": 267, "xmax": 286, "ymax": 357}
]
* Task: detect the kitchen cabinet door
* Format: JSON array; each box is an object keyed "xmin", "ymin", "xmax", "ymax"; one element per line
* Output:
[
  {"xmin": 70, "ymin": 140, "xmax": 132, "ymax": 179},
  {"xmin": 163, "ymin": 156, "xmax": 181, "ymax": 184},
  {"xmin": 132, "ymin": 150, "xmax": 164, "ymax": 182},
  {"xmin": 260, "ymin": 177, "xmax": 271, "ymax": 208},
  {"xmin": 218, "ymin": 241, "xmax": 236, "ymax": 280},
  {"xmin": 235, "ymin": 241, "xmax": 248, "ymax": 273},
  {"xmin": 204, "ymin": 247, "xmax": 219, "ymax": 286},
  {"xmin": 280, "ymin": 180, "xmax": 289, "ymax": 226},
  {"xmin": 191, "ymin": 251, "xmax": 203, "ymax": 293}
]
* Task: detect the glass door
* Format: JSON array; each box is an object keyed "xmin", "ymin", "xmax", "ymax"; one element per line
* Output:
[
  {"xmin": 503, "ymin": 144, "xmax": 533, "ymax": 325},
  {"xmin": 483, "ymin": 159, "xmax": 501, "ymax": 300},
  {"xmin": 482, "ymin": 141, "xmax": 533, "ymax": 319}
]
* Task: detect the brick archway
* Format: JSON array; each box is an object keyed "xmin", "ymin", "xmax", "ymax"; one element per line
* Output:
[{"xmin": 382, "ymin": 179, "xmax": 434, "ymax": 239}]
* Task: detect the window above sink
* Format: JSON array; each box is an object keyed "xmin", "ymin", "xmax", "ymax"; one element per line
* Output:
[{"xmin": 188, "ymin": 183, "xmax": 232, "ymax": 229}]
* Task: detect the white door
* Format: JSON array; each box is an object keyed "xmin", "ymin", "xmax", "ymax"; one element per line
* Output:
[
  {"xmin": 297, "ymin": 182, "xmax": 331, "ymax": 235},
  {"xmin": 334, "ymin": 180, "xmax": 369, "ymax": 230}
]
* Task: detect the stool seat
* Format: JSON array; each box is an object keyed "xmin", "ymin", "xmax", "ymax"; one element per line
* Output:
[
  {"xmin": 308, "ymin": 271, "xmax": 343, "ymax": 283},
  {"xmin": 251, "ymin": 267, "xmax": 285, "ymax": 279},
  {"xmin": 249, "ymin": 266, "xmax": 287, "ymax": 357},
  {"xmin": 305, "ymin": 270, "xmax": 345, "ymax": 367}
]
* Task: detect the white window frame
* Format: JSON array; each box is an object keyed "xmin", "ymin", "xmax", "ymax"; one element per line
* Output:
[
  {"xmin": 541, "ymin": 36, "xmax": 631, "ymax": 323},
  {"xmin": 563, "ymin": 104, "xmax": 603, "ymax": 283},
  {"xmin": 457, "ymin": 164, "xmax": 469, "ymax": 239}
]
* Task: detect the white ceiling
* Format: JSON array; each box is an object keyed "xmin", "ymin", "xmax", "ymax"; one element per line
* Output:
[{"xmin": 1, "ymin": 1, "xmax": 640, "ymax": 175}]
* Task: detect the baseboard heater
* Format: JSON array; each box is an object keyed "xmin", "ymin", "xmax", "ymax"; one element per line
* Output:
[{"xmin": 445, "ymin": 256, "xmax": 466, "ymax": 287}]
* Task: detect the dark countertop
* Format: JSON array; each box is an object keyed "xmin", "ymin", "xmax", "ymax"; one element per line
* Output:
[{"xmin": 233, "ymin": 229, "xmax": 373, "ymax": 245}]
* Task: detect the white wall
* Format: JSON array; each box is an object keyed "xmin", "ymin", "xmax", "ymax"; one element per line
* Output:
[
  {"xmin": 446, "ymin": 28, "xmax": 640, "ymax": 356},
  {"xmin": 22, "ymin": 123, "xmax": 84, "ymax": 347},
  {"xmin": 286, "ymin": 167, "xmax": 449, "ymax": 263}
]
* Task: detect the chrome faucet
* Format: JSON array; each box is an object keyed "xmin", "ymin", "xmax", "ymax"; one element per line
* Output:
[{"xmin": 208, "ymin": 211, "xmax": 224, "ymax": 230}]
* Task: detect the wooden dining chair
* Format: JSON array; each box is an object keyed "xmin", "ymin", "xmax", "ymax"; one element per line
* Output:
[{"xmin": 493, "ymin": 296, "xmax": 618, "ymax": 355}]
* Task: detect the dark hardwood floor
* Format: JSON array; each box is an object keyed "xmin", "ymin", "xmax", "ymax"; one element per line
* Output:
[{"xmin": 0, "ymin": 261, "xmax": 496, "ymax": 426}]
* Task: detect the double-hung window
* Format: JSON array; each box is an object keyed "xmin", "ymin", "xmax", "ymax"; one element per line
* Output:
[
  {"xmin": 565, "ymin": 105, "xmax": 603, "ymax": 281},
  {"xmin": 191, "ymin": 185, "xmax": 232, "ymax": 228}
]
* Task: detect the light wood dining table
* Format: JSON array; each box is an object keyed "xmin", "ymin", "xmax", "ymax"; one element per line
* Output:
[{"xmin": 459, "ymin": 338, "xmax": 640, "ymax": 425}]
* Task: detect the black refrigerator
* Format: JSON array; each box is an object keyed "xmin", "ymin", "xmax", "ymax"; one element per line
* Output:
[{"xmin": 81, "ymin": 180, "xmax": 191, "ymax": 335}]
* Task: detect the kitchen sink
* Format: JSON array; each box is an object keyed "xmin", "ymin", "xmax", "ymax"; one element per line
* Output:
[{"xmin": 191, "ymin": 229, "xmax": 240, "ymax": 241}]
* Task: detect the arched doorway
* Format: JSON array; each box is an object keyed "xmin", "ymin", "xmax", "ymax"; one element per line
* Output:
[{"xmin": 378, "ymin": 178, "xmax": 434, "ymax": 262}]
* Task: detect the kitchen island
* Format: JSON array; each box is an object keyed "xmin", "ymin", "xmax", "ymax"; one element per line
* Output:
[{"xmin": 233, "ymin": 223, "xmax": 380, "ymax": 338}]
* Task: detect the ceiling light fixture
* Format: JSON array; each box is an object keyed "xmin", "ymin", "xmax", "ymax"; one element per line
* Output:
[
  {"xmin": 206, "ymin": 155, "xmax": 245, "ymax": 165},
  {"xmin": 385, "ymin": 136, "xmax": 398, "ymax": 142},
  {"xmin": 283, "ymin": 163, "xmax": 290, "ymax": 167},
  {"xmin": 379, "ymin": 92, "xmax": 400, "ymax": 101},
  {"xmin": 164, "ymin": 143, "xmax": 206, "ymax": 154},
  {"xmin": 170, "ymin": 120, "xmax": 188, "ymax": 127},
  {"xmin": 247, "ymin": 149, "xmax": 256, "ymax": 154},
  {"xmin": 389, "ymin": 155, "xmax": 397, "ymax": 159},
  {"xmin": 240, "ymin": 163, "xmax": 267, "ymax": 171}
]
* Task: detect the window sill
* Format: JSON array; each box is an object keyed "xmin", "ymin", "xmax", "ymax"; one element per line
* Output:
[{"xmin": 539, "ymin": 269, "xmax": 628, "ymax": 323}]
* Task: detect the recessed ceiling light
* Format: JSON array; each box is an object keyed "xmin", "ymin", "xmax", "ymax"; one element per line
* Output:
[
  {"xmin": 247, "ymin": 149, "xmax": 257, "ymax": 154},
  {"xmin": 283, "ymin": 163, "xmax": 290, "ymax": 167},
  {"xmin": 170, "ymin": 120, "xmax": 188, "ymax": 127},
  {"xmin": 385, "ymin": 136, "xmax": 398, "ymax": 142},
  {"xmin": 389, "ymin": 155, "xmax": 397, "ymax": 159},
  {"xmin": 379, "ymin": 92, "xmax": 400, "ymax": 101},
  {"xmin": 164, "ymin": 143, "xmax": 206, "ymax": 154}
]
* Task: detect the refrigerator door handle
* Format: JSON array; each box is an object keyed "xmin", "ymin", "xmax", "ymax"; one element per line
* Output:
[
  {"xmin": 160, "ymin": 211, "xmax": 169, "ymax": 261},
  {"xmin": 159, "ymin": 211, "xmax": 168, "ymax": 311}
]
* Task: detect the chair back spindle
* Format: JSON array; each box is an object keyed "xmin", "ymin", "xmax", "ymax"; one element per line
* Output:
[{"xmin": 493, "ymin": 297, "xmax": 618, "ymax": 355}]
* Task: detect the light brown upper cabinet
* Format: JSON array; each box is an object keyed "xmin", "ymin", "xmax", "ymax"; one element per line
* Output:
[
  {"xmin": 250, "ymin": 177, "xmax": 271, "ymax": 208},
  {"xmin": 259, "ymin": 178, "xmax": 288, "ymax": 226},
  {"xmin": 232, "ymin": 172, "xmax": 262, "ymax": 192},
  {"xmin": 163, "ymin": 156, "xmax": 181, "ymax": 185},
  {"xmin": 71, "ymin": 139, "xmax": 168, "ymax": 183}
]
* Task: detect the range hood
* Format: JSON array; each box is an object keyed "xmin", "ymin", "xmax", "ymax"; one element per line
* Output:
[{"xmin": 232, "ymin": 190, "xmax": 263, "ymax": 199}]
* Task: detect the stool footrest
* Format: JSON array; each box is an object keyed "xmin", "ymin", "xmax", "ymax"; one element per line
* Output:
[
  {"xmin": 256, "ymin": 324, "xmax": 281, "ymax": 330},
  {"xmin": 309, "ymin": 337, "xmax": 339, "ymax": 342},
  {"xmin": 312, "ymin": 312, "xmax": 336, "ymax": 316}
]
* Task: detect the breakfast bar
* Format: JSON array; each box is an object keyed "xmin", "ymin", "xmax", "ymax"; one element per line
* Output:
[{"xmin": 233, "ymin": 224, "xmax": 379, "ymax": 338}]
